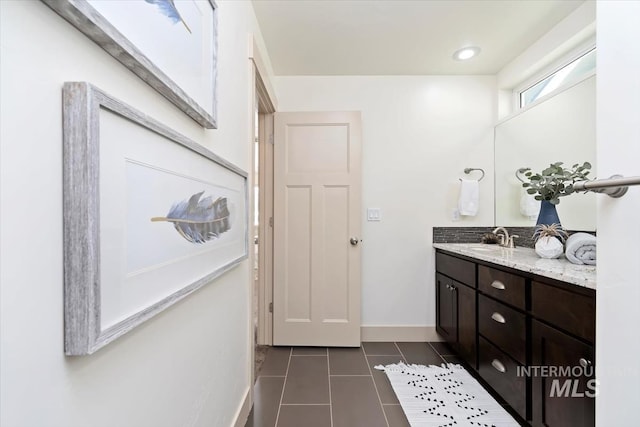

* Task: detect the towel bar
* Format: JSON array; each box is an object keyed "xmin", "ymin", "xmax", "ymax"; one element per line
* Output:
[
  {"xmin": 515, "ymin": 168, "xmax": 528, "ymax": 183},
  {"xmin": 573, "ymin": 175, "xmax": 640, "ymax": 198},
  {"xmin": 460, "ymin": 167, "xmax": 485, "ymax": 181}
]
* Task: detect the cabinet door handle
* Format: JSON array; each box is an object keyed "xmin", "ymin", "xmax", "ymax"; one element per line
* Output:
[
  {"xmin": 491, "ymin": 312, "xmax": 506, "ymax": 324},
  {"xmin": 491, "ymin": 280, "xmax": 506, "ymax": 290},
  {"xmin": 579, "ymin": 358, "xmax": 593, "ymax": 368},
  {"xmin": 491, "ymin": 359, "xmax": 507, "ymax": 373}
]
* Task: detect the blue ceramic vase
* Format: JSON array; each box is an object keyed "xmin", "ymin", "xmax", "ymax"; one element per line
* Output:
[{"xmin": 536, "ymin": 200, "xmax": 561, "ymax": 227}]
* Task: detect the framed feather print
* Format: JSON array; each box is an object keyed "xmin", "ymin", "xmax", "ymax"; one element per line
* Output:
[
  {"xmin": 42, "ymin": 0, "xmax": 218, "ymax": 129},
  {"xmin": 62, "ymin": 82, "xmax": 247, "ymax": 355}
]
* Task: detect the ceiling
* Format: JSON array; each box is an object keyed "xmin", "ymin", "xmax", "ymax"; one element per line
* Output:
[{"xmin": 252, "ymin": 0, "xmax": 585, "ymax": 76}]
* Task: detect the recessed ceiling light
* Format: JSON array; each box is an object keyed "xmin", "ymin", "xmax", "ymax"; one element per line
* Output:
[{"xmin": 453, "ymin": 46, "xmax": 481, "ymax": 61}]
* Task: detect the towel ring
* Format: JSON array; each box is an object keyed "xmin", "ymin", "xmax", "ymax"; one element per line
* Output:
[
  {"xmin": 460, "ymin": 167, "xmax": 485, "ymax": 181},
  {"xmin": 515, "ymin": 168, "xmax": 529, "ymax": 183}
]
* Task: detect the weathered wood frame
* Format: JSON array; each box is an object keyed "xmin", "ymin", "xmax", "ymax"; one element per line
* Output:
[
  {"xmin": 63, "ymin": 82, "xmax": 247, "ymax": 355},
  {"xmin": 44, "ymin": 0, "xmax": 218, "ymax": 128}
]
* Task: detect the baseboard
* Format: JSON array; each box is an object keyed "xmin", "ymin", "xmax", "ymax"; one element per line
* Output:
[
  {"xmin": 232, "ymin": 386, "xmax": 252, "ymax": 427},
  {"xmin": 361, "ymin": 325, "xmax": 443, "ymax": 342}
]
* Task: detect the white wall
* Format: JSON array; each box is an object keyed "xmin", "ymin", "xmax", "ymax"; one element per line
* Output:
[
  {"xmin": 0, "ymin": 1, "xmax": 266, "ymax": 426},
  {"xmin": 596, "ymin": 1, "xmax": 640, "ymax": 424},
  {"xmin": 274, "ymin": 76, "xmax": 496, "ymax": 327},
  {"xmin": 496, "ymin": 1, "xmax": 595, "ymax": 118}
]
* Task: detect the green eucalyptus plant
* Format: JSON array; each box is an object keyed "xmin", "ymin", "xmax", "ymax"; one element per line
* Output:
[{"xmin": 522, "ymin": 162, "xmax": 592, "ymax": 205}]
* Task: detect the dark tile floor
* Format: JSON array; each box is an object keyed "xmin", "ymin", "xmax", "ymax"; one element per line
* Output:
[{"xmin": 245, "ymin": 341, "xmax": 465, "ymax": 427}]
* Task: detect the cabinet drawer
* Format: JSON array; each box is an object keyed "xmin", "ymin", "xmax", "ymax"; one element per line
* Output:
[
  {"xmin": 436, "ymin": 252, "xmax": 475, "ymax": 288},
  {"xmin": 478, "ymin": 294, "xmax": 526, "ymax": 365},
  {"xmin": 531, "ymin": 281, "xmax": 595, "ymax": 343},
  {"xmin": 478, "ymin": 265, "xmax": 525, "ymax": 310},
  {"xmin": 478, "ymin": 336, "xmax": 527, "ymax": 420}
]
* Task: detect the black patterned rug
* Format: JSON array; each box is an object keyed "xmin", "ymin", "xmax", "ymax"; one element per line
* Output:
[{"xmin": 375, "ymin": 362, "xmax": 519, "ymax": 427}]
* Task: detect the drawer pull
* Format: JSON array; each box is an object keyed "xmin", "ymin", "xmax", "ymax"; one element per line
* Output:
[
  {"xmin": 491, "ymin": 280, "xmax": 506, "ymax": 290},
  {"xmin": 579, "ymin": 358, "xmax": 592, "ymax": 368},
  {"xmin": 491, "ymin": 312, "xmax": 506, "ymax": 324},
  {"xmin": 491, "ymin": 359, "xmax": 507, "ymax": 373}
]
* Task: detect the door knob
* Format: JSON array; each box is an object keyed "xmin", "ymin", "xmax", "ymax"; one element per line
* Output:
[{"xmin": 350, "ymin": 237, "xmax": 360, "ymax": 246}]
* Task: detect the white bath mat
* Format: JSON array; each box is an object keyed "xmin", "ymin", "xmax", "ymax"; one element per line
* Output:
[{"xmin": 375, "ymin": 362, "xmax": 520, "ymax": 427}]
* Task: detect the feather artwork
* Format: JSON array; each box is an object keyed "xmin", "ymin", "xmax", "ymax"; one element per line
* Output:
[
  {"xmin": 151, "ymin": 191, "xmax": 231, "ymax": 244},
  {"xmin": 144, "ymin": 0, "xmax": 192, "ymax": 34}
]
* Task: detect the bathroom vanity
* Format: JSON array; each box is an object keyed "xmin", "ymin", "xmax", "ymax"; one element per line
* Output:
[{"xmin": 433, "ymin": 243, "xmax": 596, "ymax": 427}]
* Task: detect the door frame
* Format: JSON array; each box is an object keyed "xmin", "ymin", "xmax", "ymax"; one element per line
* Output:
[
  {"xmin": 248, "ymin": 35, "xmax": 277, "ymax": 386},
  {"xmin": 256, "ymin": 113, "xmax": 274, "ymax": 346}
]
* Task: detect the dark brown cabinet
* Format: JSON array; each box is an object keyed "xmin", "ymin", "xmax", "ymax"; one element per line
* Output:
[
  {"xmin": 531, "ymin": 320, "xmax": 595, "ymax": 427},
  {"xmin": 435, "ymin": 249, "xmax": 596, "ymax": 426},
  {"xmin": 436, "ymin": 273, "xmax": 457, "ymax": 342},
  {"xmin": 435, "ymin": 253, "xmax": 477, "ymax": 369},
  {"xmin": 477, "ymin": 265, "xmax": 528, "ymax": 420},
  {"xmin": 456, "ymin": 279, "xmax": 476, "ymax": 367},
  {"xmin": 478, "ymin": 335, "xmax": 527, "ymax": 418},
  {"xmin": 530, "ymin": 280, "xmax": 596, "ymax": 427}
]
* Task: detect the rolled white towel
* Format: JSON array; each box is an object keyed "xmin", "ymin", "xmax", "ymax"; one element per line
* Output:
[
  {"xmin": 458, "ymin": 179, "xmax": 479, "ymax": 216},
  {"xmin": 565, "ymin": 232, "xmax": 597, "ymax": 265}
]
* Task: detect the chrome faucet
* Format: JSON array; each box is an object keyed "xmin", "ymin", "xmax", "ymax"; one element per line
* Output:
[{"xmin": 493, "ymin": 226, "xmax": 519, "ymax": 248}]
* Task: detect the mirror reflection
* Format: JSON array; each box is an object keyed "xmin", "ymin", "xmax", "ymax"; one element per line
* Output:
[{"xmin": 494, "ymin": 75, "xmax": 596, "ymax": 230}]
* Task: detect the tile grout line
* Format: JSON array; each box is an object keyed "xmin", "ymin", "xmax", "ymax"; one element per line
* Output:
[
  {"xmin": 329, "ymin": 374, "xmax": 372, "ymax": 377},
  {"xmin": 427, "ymin": 342, "xmax": 449, "ymax": 365},
  {"xmin": 362, "ymin": 344, "xmax": 390, "ymax": 427},
  {"xmin": 393, "ymin": 342, "xmax": 409, "ymax": 365},
  {"xmin": 290, "ymin": 354, "xmax": 328, "ymax": 357},
  {"xmin": 273, "ymin": 347, "xmax": 293, "ymax": 427},
  {"xmin": 427, "ymin": 342, "xmax": 456, "ymax": 358},
  {"xmin": 280, "ymin": 403, "xmax": 331, "ymax": 406},
  {"xmin": 327, "ymin": 347, "xmax": 334, "ymax": 427}
]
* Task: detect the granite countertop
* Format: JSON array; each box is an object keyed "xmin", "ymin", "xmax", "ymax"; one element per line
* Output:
[{"xmin": 433, "ymin": 243, "xmax": 596, "ymax": 290}]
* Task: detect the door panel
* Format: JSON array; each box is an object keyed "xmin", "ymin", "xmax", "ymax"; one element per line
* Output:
[
  {"xmin": 436, "ymin": 273, "xmax": 456, "ymax": 343},
  {"xmin": 273, "ymin": 112, "xmax": 361, "ymax": 346},
  {"xmin": 322, "ymin": 186, "xmax": 349, "ymax": 321},
  {"xmin": 284, "ymin": 185, "xmax": 312, "ymax": 321}
]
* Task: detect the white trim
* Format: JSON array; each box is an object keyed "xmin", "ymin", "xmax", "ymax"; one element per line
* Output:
[
  {"xmin": 496, "ymin": 72, "xmax": 596, "ymax": 127},
  {"xmin": 232, "ymin": 387, "xmax": 253, "ymax": 427},
  {"xmin": 248, "ymin": 34, "xmax": 278, "ymax": 112},
  {"xmin": 360, "ymin": 326, "xmax": 443, "ymax": 342},
  {"xmin": 512, "ymin": 39, "xmax": 596, "ymax": 111},
  {"xmin": 497, "ymin": 1, "xmax": 596, "ymax": 90}
]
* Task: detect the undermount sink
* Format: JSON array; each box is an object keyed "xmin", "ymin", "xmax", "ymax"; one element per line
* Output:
[{"xmin": 462, "ymin": 244, "xmax": 503, "ymax": 252}]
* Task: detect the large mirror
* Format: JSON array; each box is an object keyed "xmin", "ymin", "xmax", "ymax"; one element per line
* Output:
[{"xmin": 494, "ymin": 75, "xmax": 596, "ymax": 230}]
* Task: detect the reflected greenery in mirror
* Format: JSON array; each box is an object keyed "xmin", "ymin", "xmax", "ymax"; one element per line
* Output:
[
  {"xmin": 523, "ymin": 161, "xmax": 592, "ymax": 205},
  {"xmin": 494, "ymin": 75, "xmax": 596, "ymax": 230}
]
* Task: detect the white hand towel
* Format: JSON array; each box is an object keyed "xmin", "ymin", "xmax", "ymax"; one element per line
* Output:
[
  {"xmin": 458, "ymin": 179, "xmax": 479, "ymax": 216},
  {"xmin": 520, "ymin": 188, "xmax": 540, "ymax": 220}
]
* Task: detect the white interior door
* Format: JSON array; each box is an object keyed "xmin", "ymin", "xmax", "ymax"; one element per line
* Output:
[{"xmin": 273, "ymin": 111, "xmax": 362, "ymax": 347}]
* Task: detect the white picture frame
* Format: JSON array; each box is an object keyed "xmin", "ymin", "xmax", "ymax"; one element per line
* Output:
[
  {"xmin": 44, "ymin": 0, "xmax": 218, "ymax": 128},
  {"xmin": 63, "ymin": 82, "xmax": 247, "ymax": 355}
]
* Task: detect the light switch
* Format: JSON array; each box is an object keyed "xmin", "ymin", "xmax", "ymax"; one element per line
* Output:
[{"xmin": 367, "ymin": 208, "xmax": 381, "ymax": 221}]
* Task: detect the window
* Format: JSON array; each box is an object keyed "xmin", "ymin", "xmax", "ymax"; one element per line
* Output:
[{"xmin": 519, "ymin": 48, "xmax": 596, "ymax": 108}]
